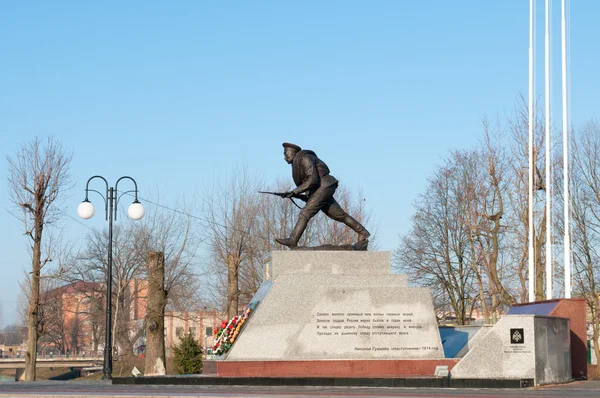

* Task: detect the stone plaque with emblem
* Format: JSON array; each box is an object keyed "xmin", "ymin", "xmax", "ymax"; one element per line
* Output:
[{"xmin": 510, "ymin": 328, "xmax": 524, "ymax": 344}]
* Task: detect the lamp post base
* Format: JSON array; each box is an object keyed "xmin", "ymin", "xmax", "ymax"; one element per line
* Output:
[{"xmin": 103, "ymin": 346, "xmax": 113, "ymax": 380}]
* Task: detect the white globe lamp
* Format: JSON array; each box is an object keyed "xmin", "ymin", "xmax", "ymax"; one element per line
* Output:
[
  {"xmin": 77, "ymin": 201, "xmax": 95, "ymax": 219},
  {"xmin": 128, "ymin": 201, "xmax": 145, "ymax": 220}
]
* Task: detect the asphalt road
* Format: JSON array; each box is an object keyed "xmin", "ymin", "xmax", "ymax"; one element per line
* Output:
[{"xmin": 1, "ymin": 380, "xmax": 600, "ymax": 397}]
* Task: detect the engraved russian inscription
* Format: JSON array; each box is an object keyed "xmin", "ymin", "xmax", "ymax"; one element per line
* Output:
[{"xmin": 313, "ymin": 310, "xmax": 439, "ymax": 353}]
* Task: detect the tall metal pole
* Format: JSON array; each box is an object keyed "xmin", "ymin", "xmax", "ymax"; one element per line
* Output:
[
  {"xmin": 103, "ymin": 187, "xmax": 114, "ymax": 379},
  {"xmin": 528, "ymin": 0, "xmax": 536, "ymax": 303},
  {"xmin": 545, "ymin": 0, "xmax": 553, "ymax": 300},
  {"xmin": 79, "ymin": 176, "xmax": 142, "ymax": 378},
  {"xmin": 561, "ymin": 0, "xmax": 571, "ymax": 298}
]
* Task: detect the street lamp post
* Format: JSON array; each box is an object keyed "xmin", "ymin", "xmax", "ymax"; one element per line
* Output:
[{"xmin": 77, "ymin": 176, "xmax": 144, "ymax": 380}]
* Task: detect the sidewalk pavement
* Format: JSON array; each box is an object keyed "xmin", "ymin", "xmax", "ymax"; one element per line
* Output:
[{"xmin": 0, "ymin": 379, "xmax": 600, "ymax": 397}]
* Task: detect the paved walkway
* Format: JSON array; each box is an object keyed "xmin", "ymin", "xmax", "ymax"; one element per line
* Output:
[{"xmin": 0, "ymin": 380, "xmax": 600, "ymax": 397}]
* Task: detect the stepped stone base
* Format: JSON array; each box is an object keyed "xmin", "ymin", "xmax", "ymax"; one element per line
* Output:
[{"xmin": 226, "ymin": 251, "xmax": 443, "ymax": 361}]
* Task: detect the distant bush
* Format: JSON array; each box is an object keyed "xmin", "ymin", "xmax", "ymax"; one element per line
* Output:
[{"xmin": 172, "ymin": 333, "xmax": 203, "ymax": 374}]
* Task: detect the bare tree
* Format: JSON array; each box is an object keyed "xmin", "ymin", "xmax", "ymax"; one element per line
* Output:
[
  {"xmin": 451, "ymin": 149, "xmax": 493, "ymax": 323},
  {"xmin": 569, "ymin": 120, "xmax": 600, "ymax": 363},
  {"xmin": 6, "ymin": 136, "xmax": 72, "ymax": 380},
  {"xmin": 36, "ymin": 277, "xmax": 101, "ymax": 356},
  {"xmin": 394, "ymin": 159, "xmax": 476, "ymax": 325},
  {"xmin": 464, "ymin": 119, "xmax": 517, "ymax": 320},
  {"xmin": 72, "ymin": 225, "xmax": 146, "ymax": 359},
  {"xmin": 132, "ymin": 194, "xmax": 203, "ymax": 311},
  {"xmin": 395, "ymin": 99, "xmax": 554, "ymax": 323},
  {"xmin": 1, "ymin": 323, "xmax": 27, "ymax": 346},
  {"xmin": 203, "ymin": 167, "xmax": 263, "ymax": 319},
  {"xmin": 37, "ymin": 278, "xmax": 68, "ymax": 354},
  {"xmin": 64, "ymin": 193, "xmax": 202, "ymax": 360},
  {"xmin": 506, "ymin": 97, "xmax": 553, "ymax": 301}
]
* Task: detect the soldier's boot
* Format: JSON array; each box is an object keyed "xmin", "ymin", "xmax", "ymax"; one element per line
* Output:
[
  {"xmin": 276, "ymin": 217, "xmax": 308, "ymax": 248},
  {"xmin": 342, "ymin": 215, "xmax": 370, "ymax": 242}
]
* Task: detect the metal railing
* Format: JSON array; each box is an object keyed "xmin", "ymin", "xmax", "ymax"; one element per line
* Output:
[{"xmin": 0, "ymin": 351, "xmax": 103, "ymax": 361}]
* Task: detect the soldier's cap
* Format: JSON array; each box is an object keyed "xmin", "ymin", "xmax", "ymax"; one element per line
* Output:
[{"xmin": 282, "ymin": 142, "xmax": 301, "ymax": 151}]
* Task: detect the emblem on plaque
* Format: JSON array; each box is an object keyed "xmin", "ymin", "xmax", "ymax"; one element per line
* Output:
[{"xmin": 510, "ymin": 328, "xmax": 524, "ymax": 344}]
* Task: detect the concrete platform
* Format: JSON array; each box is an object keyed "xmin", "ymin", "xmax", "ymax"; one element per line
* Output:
[{"xmin": 112, "ymin": 374, "xmax": 533, "ymax": 388}]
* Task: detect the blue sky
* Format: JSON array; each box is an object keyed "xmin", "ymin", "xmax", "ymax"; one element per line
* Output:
[{"xmin": 1, "ymin": 1, "xmax": 598, "ymax": 326}]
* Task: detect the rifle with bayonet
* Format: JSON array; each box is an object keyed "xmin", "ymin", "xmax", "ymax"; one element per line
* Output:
[{"xmin": 258, "ymin": 191, "xmax": 307, "ymax": 209}]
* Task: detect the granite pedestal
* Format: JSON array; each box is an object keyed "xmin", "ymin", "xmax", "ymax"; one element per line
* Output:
[
  {"xmin": 209, "ymin": 251, "xmax": 573, "ymax": 384},
  {"xmin": 218, "ymin": 251, "xmax": 449, "ymax": 377}
]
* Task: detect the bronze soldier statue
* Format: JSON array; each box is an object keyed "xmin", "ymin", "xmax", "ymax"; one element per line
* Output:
[{"xmin": 274, "ymin": 142, "xmax": 370, "ymax": 248}]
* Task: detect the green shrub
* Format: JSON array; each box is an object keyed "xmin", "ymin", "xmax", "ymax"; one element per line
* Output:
[{"xmin": 172, "ymin": 332, "xmax": 203, "ymax": 374}]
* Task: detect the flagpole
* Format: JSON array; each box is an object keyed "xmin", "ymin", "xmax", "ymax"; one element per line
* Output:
[
  {"xmin": 528, "ymin": 0, "xmax": 536, "ymax": 303},
  {"xmin": 561, "ymin": 0, "xmax": 571, "ymax": 298},
  {"xmin": 545, "ymin": 0, "xmax": 553, "ymax": 300}
]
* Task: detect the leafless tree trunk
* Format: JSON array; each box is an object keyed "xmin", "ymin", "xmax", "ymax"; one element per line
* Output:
[
  {"xmin": 144, "ymin": 252, "xmax": 166, "ymax": 376},
  {"xmin": 6, "ymin": 136, "xmax": 72, "ymax": 380},
  {"xmin": 226, "ymin": 254, "xmax": 240, "ymax": 319},
  {"xmin": 478, "ymin": 120, "xmax": 516, "ymax": 311}
]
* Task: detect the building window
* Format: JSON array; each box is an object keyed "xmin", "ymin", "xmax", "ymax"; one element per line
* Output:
[
  {"xmin": 176, "ymin": 327, "xmax": 184, "ymax": 338},
  {"xmin": 189, "ymin": 327, "xmax": 196, "ymax": 337}
]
